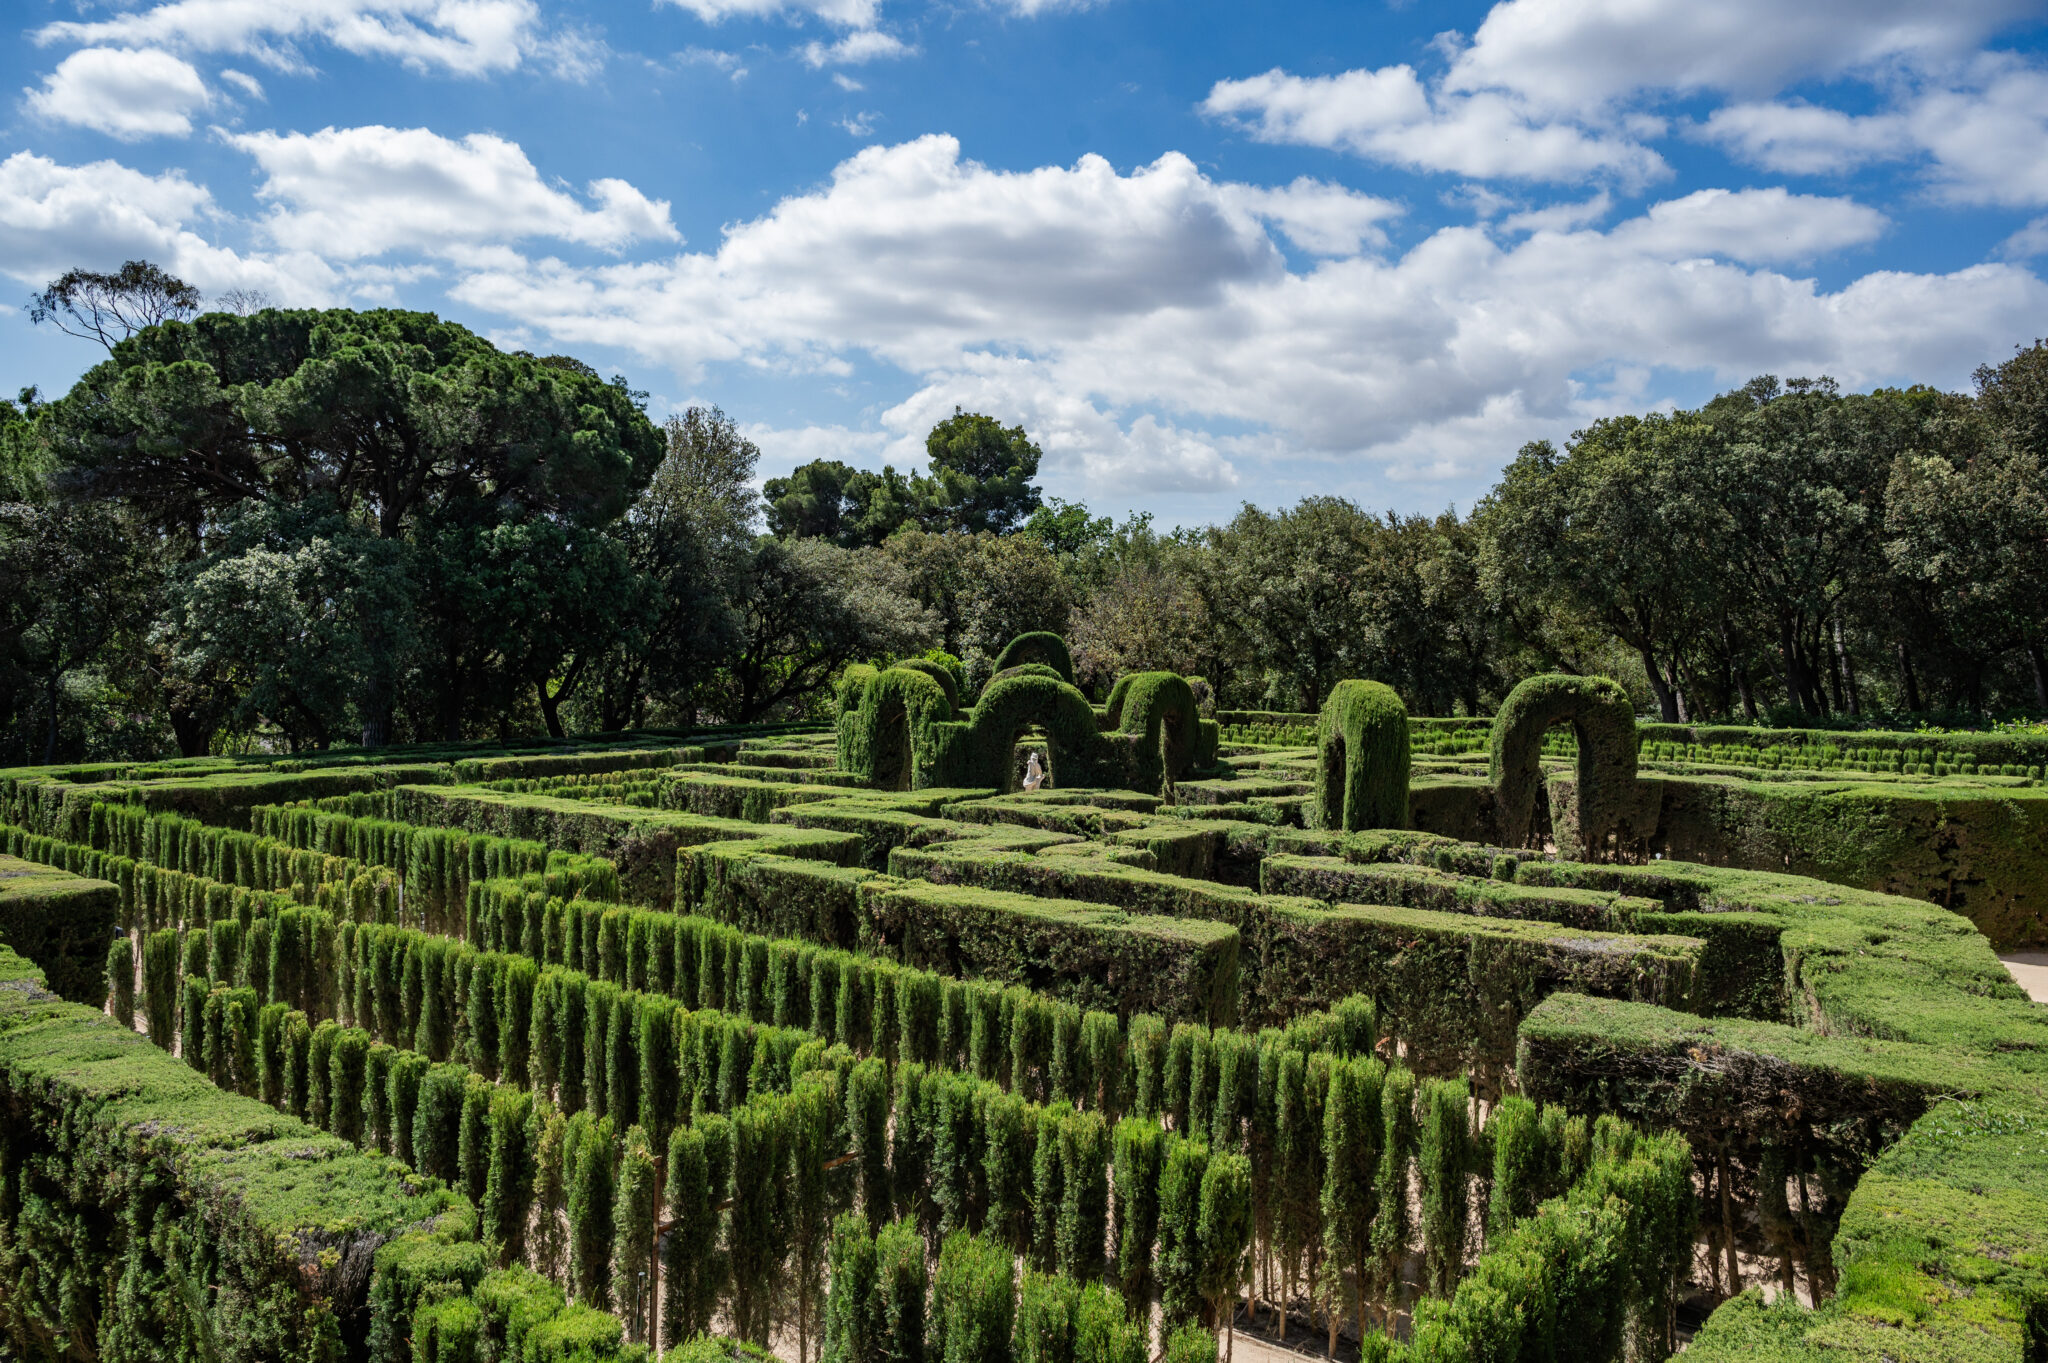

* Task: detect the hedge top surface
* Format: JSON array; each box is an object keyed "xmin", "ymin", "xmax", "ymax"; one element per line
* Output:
[{"xmin": 988, "ymin": 631, "xmax": 1076, "ymax": 683}]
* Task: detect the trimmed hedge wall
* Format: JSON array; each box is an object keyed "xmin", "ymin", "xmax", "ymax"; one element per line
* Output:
[
  {"xmin": 1312, "ymin": 680, "xmax": 1411, "ymax": 832},
  {"xmin": 0, "ymin": 853, "xmax": 119, "ymax": 1004},
  {"xmin": 1489, "ymin": 673, "xmax": 1642, "ymax": 857},
  {"xmin": 0, "ymin": 941, "xmax": 472, "ymax": 1362}
]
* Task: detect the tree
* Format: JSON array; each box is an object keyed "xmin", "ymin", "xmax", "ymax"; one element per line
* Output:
[
  {"xmin": 0, "ymin": 500, "xmax": 158, "ymax": 762},
  {"xmin": 766, "ymin": 460, "xmax": 912, "ymax": 547},
  {"xmin": 29, "ymin": 260, "xmax": 200, "ymax": 351},
  {"xmin": 1021, "ymin": 497, "xmax": 1112, "ymax": 558},
  {"xmin": 35, "ymin": 308, "xmax": 662, "ymax": 744},
  {"xmin": 1476, "ymin": 420, "xmax": 1733, "ymax": 722},
  {"xmin": 1198, "ymin": 1152, "xmax": 1253, "ymax": 1358},
  {"xmin": 1197, "ymin": 498, "xmax": 1379, "ymax": 712},
  {"xmin": 712, "ymin": 537, "xmax": 938, "ymax": 721},
  {"xmin": 914, "ymin": 410, "xmax": 1044, "ymax": 534}
]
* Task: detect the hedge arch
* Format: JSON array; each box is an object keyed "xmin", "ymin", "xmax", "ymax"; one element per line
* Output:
[
  {"xmin": 1110, "ymin": 673, "xmax": 1199, "ymax": 795},
  {"xmin": 1313, "ymin": 680, "xmax": 1411, "ymax": 831},
  {"xmin": 960, "ymin": 674, "xmax": 1108, "ymax": 791},
  {"xmin": 890, "ymin": 658, "xmax": 960, "ymax": 713},
  {"xmin": 1489, "ymin": 673, "xmax": 1639, "ymax": 856},
  {"xmin": 839, "ymin": 668, "xmax": 956, "ymax": 789},
  {"xmin": 989, "ymin": 633, "xmax": 1076, "ymax": 685}
]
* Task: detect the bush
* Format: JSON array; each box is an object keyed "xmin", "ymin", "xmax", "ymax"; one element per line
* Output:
[{"xmin": 1313, "ymin": 680, "xmax": 1411, "ymax": 832}]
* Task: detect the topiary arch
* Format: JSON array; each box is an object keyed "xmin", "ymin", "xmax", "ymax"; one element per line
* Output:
[
  {"xmin": 837, "ymin": 638, "xmax": 1207, "ymax": 794},
  {"xmin": 1488, "ymin": 673, "xmax": 1639, "ymax": 857},
  {"xmin": 988, "ymin": 632, "xmax": 1075, "ymax": 684},
  {"xmin": 1312, "ymin": 680, "xmax": 1411, "ymax": 831}
]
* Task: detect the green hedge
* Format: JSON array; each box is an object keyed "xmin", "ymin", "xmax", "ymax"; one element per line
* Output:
[
  {"xmin": 1313, "ymin": 680, "xmax": 1411, "ymax": 832},
  {"xmin": 1489, "ymin": 673, "xmax": 1641, "ymax": 857},
  {"xmin": 0, "ymin": 941, "xmax": 474, "ymax": 1362},
  {"xmin": 0, "ymin": 853, "xmax": 119, "ymax": 1004}
]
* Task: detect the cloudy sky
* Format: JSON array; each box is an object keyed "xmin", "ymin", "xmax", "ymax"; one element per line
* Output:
[{"xmin": 5, "ymin": 0, "xmax": 2048, "ymax": 525}]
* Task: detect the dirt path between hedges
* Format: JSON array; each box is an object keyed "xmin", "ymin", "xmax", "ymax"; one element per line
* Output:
[{"xmin": 2000, "ymin": 951, "xmax": 2048, "ymax": 1003}]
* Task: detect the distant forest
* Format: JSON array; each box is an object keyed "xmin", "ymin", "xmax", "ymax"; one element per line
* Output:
[{"xmin": 4, "ymin": 261, "xmax": 2047, "ymax": 762}]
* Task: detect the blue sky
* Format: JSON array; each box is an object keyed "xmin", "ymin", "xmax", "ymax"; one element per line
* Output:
[{"xmin": 5, "ymin": 0, "xmax": 2048, "ymax": 528}]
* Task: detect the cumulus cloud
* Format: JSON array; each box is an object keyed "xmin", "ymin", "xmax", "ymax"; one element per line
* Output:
[
  {"xmin": 1202, "ymin": 66, "xmax": 1668, "ymax": 186},
  {"xmin": 1443, "ymin": 0, "xmax": 2037, "ymax": 115},
  {"xmin": 34, "ymin": 0, "xmax": 557, "ymax": 78},
  {"xmin": 1218, "ymin": 177, "xmax": 1403, "ymax": 257},
  {"xmin": 0, "ymin": 149, "xmax": 342, "ymax": 305},
  {"xmin": 24, "ymin": 48, "xmax": 211, "ymax": 139},
  {"xmin": 1701, "ymin": 57, "xmax": 2048, "ymax": 206},
  {"xmin": 429, "ymin": 135, "xmax": 2042, "ymax": 498},
  {"xmin": 661, "ymin": 0, "xmax": 880, "ymax": 25},
  {"xmin": 802, "ymin": 30, "xmax": 915, "ymax": 67},
  {"xmin": 228, "ymin": 125, "xmax": 679, "ymax": 257}
]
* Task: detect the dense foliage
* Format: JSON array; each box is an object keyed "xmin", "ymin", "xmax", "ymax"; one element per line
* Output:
[{"xmin": 7, "ymin": 266, "xmax": 2048, "ymax": 761}]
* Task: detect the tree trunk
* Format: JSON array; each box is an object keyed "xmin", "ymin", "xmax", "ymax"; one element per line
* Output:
[
  {"xmin": 43, "ymin": 670, "xmax": 61, "ymax": 765},
  {"xmin": 1897, "ymin": 641, "xmax": 1924, "ymax": 714},
  {"xmin": 1832, "ymin": 617, "xmax": 1861, "ymax": 715},
  {"xmin": 1719, "ymin": 1147, "xmax": 1739, "ymax": 1298},
  {"xmin": 538, "ymin": 682, "xmax": 565, "ymax": 739},
  {"xmin": 1640, "ymin": 646, "xmax": 1678, "ymax": 722},
  {"xmin": 2027, "ymin": 639, "xmax": 2048, "ymax": 715},
  {"xmin": 167, "ymin": 705, "xmax": 214, "ymax": 758}
]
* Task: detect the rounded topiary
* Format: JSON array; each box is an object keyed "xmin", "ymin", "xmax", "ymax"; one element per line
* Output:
[
  {"xmin": 1488, "ymin": 673, "xmax": 1638, "ymax": 854},
  {"xmin": 990, "ymin": 632, "xmax": 1076, "ymax": 684},
  {"xmin": 841, "ymin": 666, "xmax": 956, "ymax": 790},
  {"xmin": 1313, "ymin": 680, "xmax": 1411, "ymax": 832},
  {"xmin": 891, "ymin": 657, "xmax": 961, "ymax": 712},
  {"xmin": 1113, "ymin": 673, "xmax": 1199, "ymax": 794}
]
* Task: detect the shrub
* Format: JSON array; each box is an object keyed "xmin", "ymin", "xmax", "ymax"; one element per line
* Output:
[
  {"xmin": 1313, "ymin": 680, "xmax": 1411, "ymax": 832},
  {"xmin": 1489, "ymin": 673, "xmax": 1639, "ymax": 855}
]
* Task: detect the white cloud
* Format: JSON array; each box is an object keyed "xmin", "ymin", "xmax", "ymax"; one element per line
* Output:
[
  {"xmin": 1701, "ymin": 56, "xmax": 2048, "ymax": 206},
  {"xmin": 219, "ymin": 67, "xmax": 266, "ymax": 98},
  {"xmin": 435, "ymin": 135, "xmax": 2044, "ymax": 498},
  {"xmin": 0, "ymin": 149, "xmax": 341, "ymax": 305},
  {"xmin": 1696, "ymin": 102, "xmax": 1911, "ymax": 176},
  {"xmin": 1999, "ymin": 216, "xmax": 2048, "ymax": 259},
  {"xmin": 1202, "ymin": 65, "xmax": 1668, "ymax": 186},
  {"xmin": 661, "ymin": 0, "xmax": 879, "ymax": 26},
  {"xmin": 1605, "ymin": 188, "xmax": 1887, "ymax": 265},
  {"xmin": 35, "ymin": 0, "xmax": 555, "ymax": 78},
  {"xmin": 1499, "ymin": 192, "xmax": 1612, "ymax": 235},
  {"xmin": 228, "ymin": 125, "xmax": 679, "ymax": 258},
  {"xmin": 1444, "ymin": 0, "xmax": 2038, "ymax": 115},
  {"xmin": 25, "ymin": 48, "xmax": 211, "ymax": 139},
  {"xmin": 838, "ymin": 111, "xmax": 879, "ymax": 137},
  {"xmin": 802, "ymin": 30, "xmax": 914, "ymax": 67},
  {"xmin": 1219, "ymin": 177, "xmax": 1403, "ymax": 256},
  {"xmin": 832, "ymin": 73, "xmax": 864, "ymax": 91}
]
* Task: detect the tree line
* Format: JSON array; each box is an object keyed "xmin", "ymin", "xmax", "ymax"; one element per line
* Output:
[{"xmin": 5, "ymin": 260, "xmax": 2047, "ymax": 761}]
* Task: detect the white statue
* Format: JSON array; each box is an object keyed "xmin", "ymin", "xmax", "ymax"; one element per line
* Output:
[{"xmin": 1022, "ymin": 750, "xmax": 1045, "ymax": 791}]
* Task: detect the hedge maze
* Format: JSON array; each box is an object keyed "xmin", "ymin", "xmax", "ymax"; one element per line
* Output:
[{"xmin": 0, "ymin": 641, "xmax": 2044, "ymax": 1363}]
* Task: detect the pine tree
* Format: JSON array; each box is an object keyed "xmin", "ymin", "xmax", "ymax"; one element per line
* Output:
[
  {"xmin": 1014, "ymin": 1271, "xmax": 1079, "ymax": 1363},
  {"xmin": 484, "ymin": 1086, "xmax": 537, "ymax": 1265},
  {"xmin": 728, "ymin": 1097, "xmax": 789, "ymax": 1344},
  {"xmin": 1485, "ymin": 1094, "xmax": 1544, "ymax": 1242},
  {"xmin": 788, "ymin": 1079, "xmax": 840, "ymax": 1363},
  {"xmin": 362, "ymin": 1041, "xmax": 395, "ymax": 1153},
  {"xmin": 1111, "ymin": 1117, "xmax": 1161, "ymax": 1321},
  {"xmin": 328, "ymin": 1027, "xmax": 370, "ymax": 1144},
  {"xmin": 306, "ymin": 1018, "xmax": 339, "ymax": 1126},
  {"xmin": 1156, "ymin": 1135, "xmax": 1210, "ymax": 1333},
  {"xmin": 1058, "ymin": 1108, "xmax": 1109, "ymax": 1284},
  {"xmin": 1125, "ymin": 1015, "xmax": 1166, "ymax": 1119},
  {"xmin": 1320, "ymin": 1057, "xmax": 1384, "ymax": 1349},
  {"xmin": 931, "ymin": 1071, "xmax": 981, "ymax": 1239},
  {"xmin": 1030, "ymin": 1104, "xmax": 1066, "ymax": 1274},
  {"xmin": 823, "ymin": 1212, "xmax": 881, "ymax": 1363},
  {"xmin": 531, "ymin": 1102, "xmax": 570, "ymax": 1284},
  {"xmin": 981, "ymin": 1088, "xmax": 1034, "ymax": 1257},
  {"xmin": 877, "ymin": 1216, "xmax": 928, "ymax": 1362},
  {"xmin": 566, "ymin": 1111, "xmax": 617, "ymax": 1307},
  {"xmin": 459, "ymin": 1072, "xmax": 493, "ymax": 1205},
  {"xmin": 388, "ymin": 1050, "xmax": 430, "ymax": 1166},
  {"xmin": 143, "ymin": 928, "xmax": 178, "ymax": 1048},
  {"xmin": 413, "ymin": 1062, "xmax": 468, "ymax": 1184},
  {"xmin": 1074, "ymin": 1282, "xmax": 1147, "ymax": 1363},
  {"xmin": 106, "ymin": 934, "xmax": 135, "ymax": 1028},
  {"xmin": 1369, "ymin": 1067, "xmax": 1417, "ymax": 1326},
  {"xmin": 256, "ymin": 1002, "xmax": 289, "ymax": 1108},
  {"xmin": 1200, "ymin": 1152, "xmax": 1253, "ymax": 1358},
  {"xmin": 1418, "ymin": 1076, "xmax": 1472, "ymax": 1297},
  {"xmin": 662, "ymin": 1122, "xmax": 725, "ymax": 1347},
  {"xmin": 891, "ymin": 1062, "xmax": 930, "ymax": 1234},
  {"xmin": 933, "ymin": 1230, "xmax": 1014, "ymax": 1363},
  {"xmin": 848, "ymin": 1056, "xmax": 893, "ymax": 1229},
  {"xmin": 611, "ymin": 1125, "xmax": 659, "ymax": 1344}
]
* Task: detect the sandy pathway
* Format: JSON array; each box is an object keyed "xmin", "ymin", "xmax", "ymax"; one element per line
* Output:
[{"xmin": 2001, "ymin": 951, "xmax": 2048, "ymax": 1003}]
